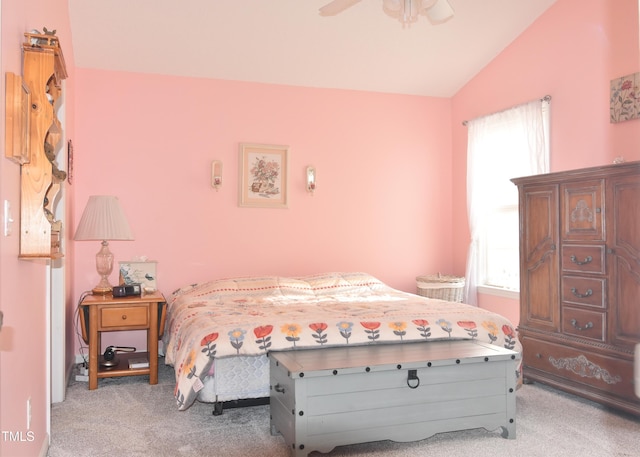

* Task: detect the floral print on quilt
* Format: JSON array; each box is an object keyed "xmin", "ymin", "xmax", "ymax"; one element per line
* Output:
[{"xmin": 162, "ymin": 272, "xmax": 521, "ymax": 410}]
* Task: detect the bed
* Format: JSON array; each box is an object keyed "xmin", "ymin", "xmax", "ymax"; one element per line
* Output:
[{"xmin": 162, "ymin": 272, "xmax": 521, "ymax": 411}]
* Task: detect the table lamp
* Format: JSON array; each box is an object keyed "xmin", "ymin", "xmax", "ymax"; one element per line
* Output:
[{"xmin": 74, "ymin": 195, "xmax": 134, "ymax": 294}]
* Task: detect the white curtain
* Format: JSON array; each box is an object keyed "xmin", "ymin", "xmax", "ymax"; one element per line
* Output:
[{"xmin": 464, "ymin": 99, "xmax": 550, "ymax": 306}]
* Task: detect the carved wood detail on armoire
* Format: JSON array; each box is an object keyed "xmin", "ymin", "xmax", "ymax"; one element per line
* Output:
[{"xmin": 512, "ymin": 161, "xmax": 640, "ymax": 416}]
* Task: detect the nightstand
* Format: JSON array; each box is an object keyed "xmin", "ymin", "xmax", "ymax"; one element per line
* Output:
[{"xmin": 79, "ymin": 291, "xmax": 166, "ymax": 390}]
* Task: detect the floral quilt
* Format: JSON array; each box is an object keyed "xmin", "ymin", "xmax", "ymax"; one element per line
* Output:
[{"xmin": 162, "ymin": 272, "xmax": 521, "ymax": 410}]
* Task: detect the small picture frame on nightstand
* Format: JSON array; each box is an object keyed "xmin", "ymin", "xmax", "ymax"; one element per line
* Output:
[{"xmin": 119, "ymin": 261, "xmax": 157, "ymax": 293}]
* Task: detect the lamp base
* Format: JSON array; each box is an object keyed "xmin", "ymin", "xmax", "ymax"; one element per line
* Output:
[
  {"xmin": 93, "ymin": 241, "xmax": 114, "ymax": 295},
  {"xmin": 92, "ymin": 285, "xmax": 113, "ymax": 295}
]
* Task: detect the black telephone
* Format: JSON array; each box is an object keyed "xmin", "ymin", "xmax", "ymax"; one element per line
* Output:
[{"xmin": 101, "ymin": 346, "xmax": 136, "ymax": 367}]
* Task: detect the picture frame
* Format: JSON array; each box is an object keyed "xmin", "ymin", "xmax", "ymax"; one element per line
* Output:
[
  {"xmin": 67, "ymin": 139, "xmax": 74, "ymax": 184},
  {"xmin": 119, "ymin": 261, "xmax": 157, "ymax": 292},
  {"xmin": 238, "ymin": 143, "xmax": 289, "ymax": 208},
  {"xmin": 4, "ymin": 72, "xmax": 31, "ymax": 164},
  {"xmin": 610, "ymin": 72, "xmax": 640, "ymax": 123}
]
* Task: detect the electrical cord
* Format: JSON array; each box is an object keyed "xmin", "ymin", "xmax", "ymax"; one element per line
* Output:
[{"xmin": 74, "ymin": 290, "xmax": 92, "ymax": 367}]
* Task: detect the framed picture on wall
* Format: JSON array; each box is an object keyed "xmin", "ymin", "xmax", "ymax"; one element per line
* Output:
[
  {"xmin": 610, "ymin": 72, "xmax": 640, "ymax": 123},
  {"xmin": 67, "ymin": 140, "xmax": 74, "ymax": 184},
  {"xmin": 238, "ymin": 143, "xmax": 289, "ymax": 208}
]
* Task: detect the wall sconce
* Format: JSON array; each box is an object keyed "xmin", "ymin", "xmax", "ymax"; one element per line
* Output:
[
  {"xmin": 211, "ymin": 160, "xmax": 222, "ymax": 191},
  {"xmin": 306, "ymin": 166, "xmax": 316, "ymax": 195}
]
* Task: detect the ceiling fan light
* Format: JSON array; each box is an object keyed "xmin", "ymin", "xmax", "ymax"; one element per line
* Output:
[
  {"xmin": 424, "ymin": 0, "xmax": 454, "ymax": 24},
  {"xmin": 330, "ymin": 0, "xmax": 454, "ymax": 27}
]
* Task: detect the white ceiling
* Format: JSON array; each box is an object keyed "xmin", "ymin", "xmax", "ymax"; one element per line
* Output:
[{"xmin": 68, "ymin": 0, "xmax": 558, "ymax": 97}]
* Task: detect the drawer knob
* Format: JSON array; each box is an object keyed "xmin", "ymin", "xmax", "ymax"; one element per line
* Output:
[
  {"xmin": 274, "ymin": 384, "xmax": 285, "ymax": 394},
  {"xmin": 570, "ymin": 319, "xmax": 593, "ymax": 331},
  {"xmin": 571, "ymin": 287, "xmax": 593, "ymax": 299},
  {"xmin": 121, "ymin": 315, "xmax": 127, "ymax": 320},
  {"xmin": 570, "ymin": 255, "xmax": 592, "ymax": 266}
]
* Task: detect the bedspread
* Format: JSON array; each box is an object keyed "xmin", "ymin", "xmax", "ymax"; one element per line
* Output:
[{"xmin": 163, "ymin": 272, "xmax": 521, "ymax": 410}]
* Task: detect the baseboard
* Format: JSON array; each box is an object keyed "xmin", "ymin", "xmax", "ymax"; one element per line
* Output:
[{"xmin": 38, "ymin": 432, "xmax": 49, "ymax": 457}]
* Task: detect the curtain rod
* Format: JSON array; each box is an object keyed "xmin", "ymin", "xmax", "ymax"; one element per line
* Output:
[{"xmin": 462, "ymin": 95, "xmax": 551, "ymax": 126}]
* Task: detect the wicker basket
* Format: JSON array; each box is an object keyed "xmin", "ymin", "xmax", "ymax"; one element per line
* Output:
[{"xmin": 416, "ymin": 273, "xmax": 465, "ymax": 302}]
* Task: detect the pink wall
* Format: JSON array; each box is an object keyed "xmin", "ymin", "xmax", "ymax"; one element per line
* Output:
[
  {"xmin": 72, "ymin": 74, "xmax": 453, "ymax": 350},
  {"xmin": 451, "ymin": 0, "xmax": 640, "ymax": 320},
  {"xmin": 0, "ymin": 1, "xmax": 75, "ymax": 456},
  {"xmin": 1, "ymin": 1, "xmax": 638, "ymax": 454},
  {"xmin": 71, "ymin": 0, "xmax": 640, "ymax": 356}
]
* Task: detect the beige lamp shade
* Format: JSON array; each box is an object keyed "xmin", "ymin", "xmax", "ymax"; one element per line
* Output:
[
  {"xmin": 74, "ymin": 196, "xmax": 134, "ymax": 294},
  {"xmin": 74, "ymin": 196, "xmax": 134, "ymax": 241}
]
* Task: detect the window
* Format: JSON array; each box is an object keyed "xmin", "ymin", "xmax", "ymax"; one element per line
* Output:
[
  {"xmin": 483, "ymin": 204, "xmax": 520, "ymax": 290},
  {"xmin": 464, "ymin": 98, "xmax": 550, "ymax": 305}
]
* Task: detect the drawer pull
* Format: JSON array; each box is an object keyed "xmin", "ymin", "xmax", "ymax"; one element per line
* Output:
[
  {"xmin": 274, "ymin": 384, "xmax": 285, "ymax": 394},
  {"xmin": 571, "ymin": 255, "xmax": 593, "ymax": 265},
  {"xmin": 570, "ymin": 255, "xmax": 592, "ymax": 265},
  {"xmin": 121, "ymin": 315, "xmax": 127, "ymax": 320},
  {"xmin": 570, "ymin": 319, "xmax": 593, "ymax": 331},
  {"xmin": 571, "ymin": 287, "xmax": 593, "ymax": 299}
]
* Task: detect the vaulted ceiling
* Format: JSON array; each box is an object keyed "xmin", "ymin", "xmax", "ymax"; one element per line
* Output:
[{"xmin": 68, "ymin": 0, "xmax": 558, "ymax": 97}]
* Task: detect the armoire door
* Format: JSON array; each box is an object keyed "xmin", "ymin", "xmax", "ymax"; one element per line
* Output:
[
  {"xmin": 608, "ymin": 173, "xmax": 640, "ymax": 350},
  {"xmin": 518, "ymin": 183, "xmax": 560, "ymax": 332}
]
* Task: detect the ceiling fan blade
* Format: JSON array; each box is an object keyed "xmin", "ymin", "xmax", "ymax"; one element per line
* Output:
[
  {"xmin": 319, "ymin": 0, "xmax": 363, "ymax": 16},
  {"xmin": 425, "ymin": 0, "xmax": 454, "ymax": 24}
]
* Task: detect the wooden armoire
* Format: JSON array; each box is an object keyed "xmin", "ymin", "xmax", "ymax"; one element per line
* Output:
[{"xmin": 512, "ymin": 161, "xmax": 640, "ymax": 416}]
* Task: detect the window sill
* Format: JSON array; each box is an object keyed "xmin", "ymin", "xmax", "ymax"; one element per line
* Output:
[{"xmin": 477, "ymin": 285, "xmax": 519, "ymax": 300}]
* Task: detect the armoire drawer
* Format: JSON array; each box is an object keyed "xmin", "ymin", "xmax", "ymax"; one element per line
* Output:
[
  {"xmin": 521, "ymin": 336, "xmax": 635, "ymax": 398},
  {"xmin": 561, "ymin": 307, "xmax": 605, "ymax": 341},
  {"xmin": 561, "ymin": 276, "xmax": 605, "ymax": 308},
  {"xmin": 561, "ymin": 245, "xmax": 605, "ymax": 274}
]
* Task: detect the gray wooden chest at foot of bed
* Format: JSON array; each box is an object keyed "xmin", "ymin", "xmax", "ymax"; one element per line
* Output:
[{"xmin": 269, "ymin": 340, "xmax": 520, "ymax": 457}]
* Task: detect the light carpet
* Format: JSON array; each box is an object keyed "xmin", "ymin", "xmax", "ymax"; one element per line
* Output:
[{"xmin": 49, "ymin": 359, "xmax": 640, "ymax": 457}]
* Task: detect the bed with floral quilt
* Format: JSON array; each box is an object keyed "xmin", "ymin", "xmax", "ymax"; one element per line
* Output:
[{"xmin": 162, "ymin": 272, "xmax": 521, "ymax": 411}]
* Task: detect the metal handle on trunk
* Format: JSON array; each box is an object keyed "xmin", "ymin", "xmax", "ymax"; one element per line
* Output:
[{"xmin": 407, "ymin": 369, "xmax": 420, "ymax": 389}]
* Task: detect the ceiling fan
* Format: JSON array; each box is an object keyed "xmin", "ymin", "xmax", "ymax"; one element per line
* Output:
[{"xmin": 319, "ymin": 0, "xmax": 455, "ymax": 27}]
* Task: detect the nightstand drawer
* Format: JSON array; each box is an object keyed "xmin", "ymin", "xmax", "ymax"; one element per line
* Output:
[{"xmin": 100, "ymin": 306, "xmax": 149, "ymax": 329}]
